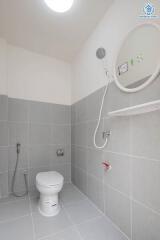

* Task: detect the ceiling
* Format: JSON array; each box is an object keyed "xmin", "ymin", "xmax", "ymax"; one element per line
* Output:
[{"xmin": 0, "ymin": 0, "xmax": 113, "ymax": 62}]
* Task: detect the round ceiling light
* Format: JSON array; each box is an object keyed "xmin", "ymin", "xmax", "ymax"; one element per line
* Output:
[{"xmin": 44, "ymin": 0, "xmax": 74, "ymax": 13}]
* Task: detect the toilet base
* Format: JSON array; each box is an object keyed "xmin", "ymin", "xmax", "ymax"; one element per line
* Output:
[
  {"xmin": 38, "ymin": 204, "xmax": 60, "ymax": 217},
  {"xmin": 38, "ymin": 193, "xmax": 60, "ymax": 217}
]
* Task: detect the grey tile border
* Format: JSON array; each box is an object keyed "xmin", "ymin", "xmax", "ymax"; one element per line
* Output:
[
  {"xmin": 8, "ymin": 98, "xmax": 29, "ymax": 122},
  {"xmin": 0, "ymin": 147, "xmax": 8, "ymax": 172},
  {"xmin": 8, "ymin": 122, "xmax": 28, "ymax": 146},
  {"xmin": 29, "ymin": 101, "xmax": 52, "ymax": 124},
  {"xmin": 0, "ymin": 121, "xmax": 8, "ymax": 146},
  {"xmin": 0, "ymin": 95, "xmax": 8, "ymax": 121}
]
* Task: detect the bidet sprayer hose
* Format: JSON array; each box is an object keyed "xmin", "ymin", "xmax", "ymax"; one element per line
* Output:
[{"xmin": 11, "ymin": 143, "xmax": 28, "ymax": 197}]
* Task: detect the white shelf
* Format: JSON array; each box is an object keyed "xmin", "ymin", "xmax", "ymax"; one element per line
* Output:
[{"xmin": 108, "ymin": 100, "xmax": 160, "ymax": 117}]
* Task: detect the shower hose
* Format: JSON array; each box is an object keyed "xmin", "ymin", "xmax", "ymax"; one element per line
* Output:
[{"xmin": 93, "ymin": 71, "xmax": 111, "ymax": 149}]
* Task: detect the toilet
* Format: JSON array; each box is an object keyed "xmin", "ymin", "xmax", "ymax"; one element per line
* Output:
[{"xmin": 36, "ymin": 171, "xmax": 64, "ymax": 217}]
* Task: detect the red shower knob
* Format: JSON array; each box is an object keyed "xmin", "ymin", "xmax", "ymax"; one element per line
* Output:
[{"xmin": 102, "ymin": 161, "xmax": 112, "ymax": 171}]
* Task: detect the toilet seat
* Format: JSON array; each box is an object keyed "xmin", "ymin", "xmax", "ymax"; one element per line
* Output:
[{"xmin": 36, "ymin": 171, "xmax": 64, "ymax": 187}]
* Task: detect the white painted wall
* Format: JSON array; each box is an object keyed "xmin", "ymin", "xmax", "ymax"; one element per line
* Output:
[
  {"xmin": 0, "ymin": 38, "xmax": 7, "ymax": 95},
  {"xmin": 0, "ymin": 39, "xmax": 71, "ymax": 105},
  {"xmin": 71, "ymin": 0, "xmax": 160, "ymax": 103},
  {"xmin": 7, "ymin": 45, "xmax": 71, "ymax": 105}
]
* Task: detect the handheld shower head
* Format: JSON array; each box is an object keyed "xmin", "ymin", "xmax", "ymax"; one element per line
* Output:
[{"xmin": 96, "ymin": 48, "xmax": 106, "ymax": 60}]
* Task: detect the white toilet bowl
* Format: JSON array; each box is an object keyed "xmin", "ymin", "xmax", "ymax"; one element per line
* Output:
[{"xmin": 36, "ymin": 171, "xmax": 64, "ymax": 217}]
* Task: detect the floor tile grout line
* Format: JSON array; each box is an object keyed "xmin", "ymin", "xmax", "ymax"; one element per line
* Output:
[
  {"xmin": 27, "ymin": 104, "xmax": 37, "ymax": 240},
  {"xmin": 37, "ymin": 224, "xmax": 83, "ymax": 240},
  {"xmin": 29, "ymin": 195, "xmax": 37, "ymax": 240},
  {"xmin": 36, "ymin": 201, "xmax": 89, "ymax": 240},
  {"xmin": 0, "ymin": 213, "xmax": 31, "ymax": 225},
  {"xmin": 104, "ymin": 182, "xmax": 160, "ymax": 217},
  {"xmin": 74, "ymin": 214, "xmax": 130, "ymax": 240},
  {"xmin": 60, "ymin": 183, "xmax": 106, "ymax": 239},
  {"xmin": 61, "ymin": 201, "xmax": 88, "ymax": 240},
  {"xmin": 28, "ymin": 187, "xmax": 85, "ymax": 240},
  {"xmin": 70, "ymin": 186, "xmax": 130, "ymax": 240},
  {"xmin": 69, "ymin": 214, "xmax": 103, "ymax": 229},
  {"xmin": 73, "ymin": 163, "xmax": 160, "ymax": 217},
  {"xmin": 72, "ymin": 184, "xmax": 104, "ymax": 216},
  {"xmin": 0, "ymin": 192, "xmax": 36, "ymax": 235},
  {"xmin": 0, "ymin": 195, "xmax": 28, "ymax": 205},
  {"xmin": 0, "ymin": 183, "xmax": 132, "ymax": 239},
  {"xmin": 4, "ymin": 182, "xmax": 158, "ymax": 238},
  {"xmin": 132, "ymin": 198, "xmax": 160, "ymax": 216},
  {"xmin": 72, "ymin": 183, "xmax": 130, "ymax": 240},
  {"xmin": 74, "ymin": 216, "xmax": 103, "ymax": 240}
]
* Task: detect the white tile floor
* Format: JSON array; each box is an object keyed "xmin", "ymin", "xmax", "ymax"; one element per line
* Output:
[{"xmin": 0, "ymin": 184, "xmax": 128, "ymax": 240}]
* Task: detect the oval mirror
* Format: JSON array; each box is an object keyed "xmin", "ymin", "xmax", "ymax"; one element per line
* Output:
[{"xmin": 114, "ymin": 23, "xmax": 160, "ymax": 92}]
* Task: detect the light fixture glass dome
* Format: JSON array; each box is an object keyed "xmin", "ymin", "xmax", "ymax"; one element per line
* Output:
[{"xmin": 44, "ymin": 0, "xmax": 74, "ymax": 13}]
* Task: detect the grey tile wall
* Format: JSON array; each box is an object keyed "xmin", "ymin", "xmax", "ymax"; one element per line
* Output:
[
  {"xmin": 0, "ymin": 95, "xmax": 71, "ymax": 198},
  {"xmin": 0, "ymin": 96, "xmax": 8, "ymax": 121},
  {"xmin": 0, "ymin": 95, "xmax": 8, "ymax": 198},
  {"xmin": 71, "ymin": 77, "xmax": 160, "ymax": 240},
  {"xmin": 9, "ymin": 98, "xmax": 71, "ymax": 193}
]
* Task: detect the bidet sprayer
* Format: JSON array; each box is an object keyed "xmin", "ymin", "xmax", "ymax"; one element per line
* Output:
[{"xmin": 16, "ymin": 143, "xmax": 21, "ymax": 154}]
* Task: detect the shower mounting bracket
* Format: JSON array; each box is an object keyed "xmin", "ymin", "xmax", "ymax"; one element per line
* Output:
[{"xmin": 102, "ymin": 131, "xmax": 111, "ymax": 139}]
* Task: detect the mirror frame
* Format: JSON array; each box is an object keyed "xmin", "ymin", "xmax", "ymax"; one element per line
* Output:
[{"xmin": 114, "ymin": 22, "xmax": 160, "ymax": 93}]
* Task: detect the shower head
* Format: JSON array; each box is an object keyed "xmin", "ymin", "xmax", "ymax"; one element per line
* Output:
[{"xmin": 96, "ymin": 48, "xmax": 106, "ymax": 60}]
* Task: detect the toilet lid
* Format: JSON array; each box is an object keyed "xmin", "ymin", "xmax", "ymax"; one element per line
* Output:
[{"xmin": 36, "ymin": 171, "xmax": 64, "ymax": 186}]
